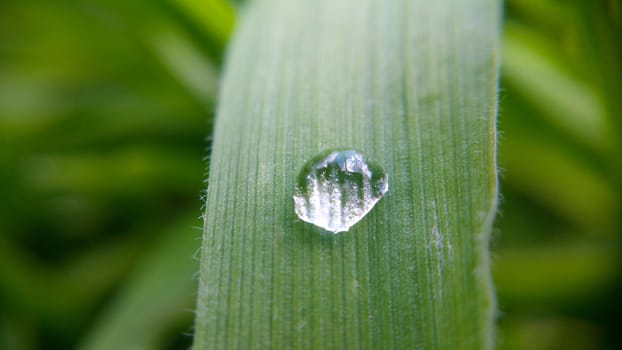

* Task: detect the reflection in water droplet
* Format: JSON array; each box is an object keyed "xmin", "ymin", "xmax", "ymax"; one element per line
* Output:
[{"xmin": 293, "ymin": 150, "xmax": 388, "ymax": 233}]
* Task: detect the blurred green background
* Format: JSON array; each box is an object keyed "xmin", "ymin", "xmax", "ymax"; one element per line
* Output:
[{"xmin": 0, "ymin": 0, "xmax": 620, "ymax": 349}]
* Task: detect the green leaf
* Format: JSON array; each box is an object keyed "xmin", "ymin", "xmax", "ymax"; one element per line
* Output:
[{"xmin": 194, "ymin": 0, "xmax": 500, "ymax": 348}]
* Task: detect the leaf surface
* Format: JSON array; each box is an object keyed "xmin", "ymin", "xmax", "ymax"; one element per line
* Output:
[{"xmin": 195, "ymin": 0, "xmax": 500, "ymax": 348}]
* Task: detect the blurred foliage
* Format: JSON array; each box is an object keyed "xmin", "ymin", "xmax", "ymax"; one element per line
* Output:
[
  {"xmin": 0, "ymin": 0, "xmax": 620, "ymax": 349},
  {"xmin": 496, "ymin": 0, "xmax": 622, "ymax": 349},
  {"xmin": 0, "ymin": 0, "xmax": 233, "ymax": 349}
]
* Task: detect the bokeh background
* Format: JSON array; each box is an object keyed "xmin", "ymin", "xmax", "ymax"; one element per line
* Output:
[{"xmin": 0, "ymin": 0, "xmax": 620, "ymax": 349}]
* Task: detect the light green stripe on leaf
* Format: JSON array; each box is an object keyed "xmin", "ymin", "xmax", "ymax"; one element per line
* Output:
[{"xmin": 195, "ymin": 0, "xmax": 500, "ymax": 348}]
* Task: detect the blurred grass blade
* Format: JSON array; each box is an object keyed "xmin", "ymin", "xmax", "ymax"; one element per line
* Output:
[
  {"xmin": 148, "ymin": 25, "xmax": 218, "ymax": 106},
  {"xmin": 169, "ymin": 0, "xmax": 234, "ymax": 56},
  {"xmin": 494, "ymin": 241, "xmax": 619, "ymax": 305},
  {"xmin": 80, "ymin": 215, "xmax": 200, "ymax": 350},
  {"xmin": 195, "ymin": 0, "xmax": 500, "ymax": 348},
  {"xmin": 0, "ymin": 234, "xmax": 146, "ymax": 326},
  {"xmin": 503, "ymin": 25, "xmax": 610, "ymax": 153},
  {"xmin": 501, "ymin": 127, "xmax": 618, "ymax": 234}
]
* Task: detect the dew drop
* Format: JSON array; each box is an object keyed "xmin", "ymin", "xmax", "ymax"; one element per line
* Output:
[{"xmin": 293, "ymin": 149, "xmax": 388, "ymax": 233}]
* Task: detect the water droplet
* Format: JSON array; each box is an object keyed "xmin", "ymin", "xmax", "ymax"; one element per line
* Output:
[{"xmin": 293, "ymin": 149, "xmax": 388, "ymax": 233}]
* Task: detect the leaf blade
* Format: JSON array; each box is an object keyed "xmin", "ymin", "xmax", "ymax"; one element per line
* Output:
[{"xmin": 195, "ymin": 0, "xmax": 500, "ymax": 348}]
